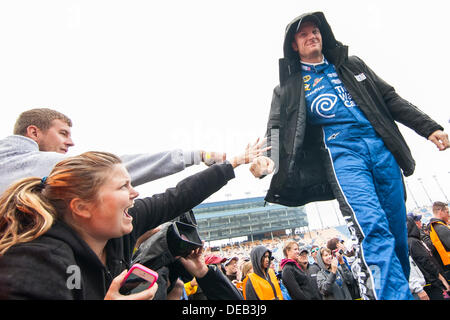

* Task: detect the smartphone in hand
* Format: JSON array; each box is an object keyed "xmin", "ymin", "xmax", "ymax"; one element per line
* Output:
[{"xmin": 119, "ymin": 264, "xmax": 158, "ymax": 295}]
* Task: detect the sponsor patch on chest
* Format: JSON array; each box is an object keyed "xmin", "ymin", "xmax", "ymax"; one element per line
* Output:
[{"xmin": 354, "ymin": 73, "xmax": 367, "ymax": 82}]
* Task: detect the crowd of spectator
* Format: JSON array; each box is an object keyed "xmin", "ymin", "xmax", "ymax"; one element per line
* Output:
[
  {"xmin": 0, "ymin": 108, "xmax": 448, "ymax": 301},
  {"xmin": 179, "ymin": 204, "xmax": 450, "ymax": 300}
]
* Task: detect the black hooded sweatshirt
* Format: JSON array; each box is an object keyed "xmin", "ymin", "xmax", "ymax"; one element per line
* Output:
[
  {"xmin": 280, "ymin": 258, "xmax": 322, "ymax": 300},
  {"xmin": 0, "ymin": 163, "xmax": 236, "ymax": 299},
  {"xmin": 264, "ymin": 11, "xmax": 444, "ymax": 207}
]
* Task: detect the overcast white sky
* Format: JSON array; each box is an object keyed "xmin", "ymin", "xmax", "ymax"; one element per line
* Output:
[{"xmin": 0, "ymin": 0, "xmax": 448, "ymax": 229}]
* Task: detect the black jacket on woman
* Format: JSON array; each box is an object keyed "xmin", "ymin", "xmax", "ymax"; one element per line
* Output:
[
  {"xmin": 0, "ymin": 163, "xmax": 237, "ymax": 300},
  {"xmin": 280, "ymin": 259, "xmax": 322, "ymax": 300}
]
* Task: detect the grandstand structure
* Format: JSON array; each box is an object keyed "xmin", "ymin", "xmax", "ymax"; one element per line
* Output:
[{"xmin": 192, "ymin": 196, "xmax": 308, "ymax": 242}]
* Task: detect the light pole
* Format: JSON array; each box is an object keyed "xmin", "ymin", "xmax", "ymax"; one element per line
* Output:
[
  {"xmin": 314, "ymin": 202, "xmax": 325, "ymax": 230},
  {"xmin": 405, "ymin": 180, "xmax": 419, "ymax": 209},
  {"xmin": 332, "ymin": 201, "xmax": 343, "ymax": 226},
  {"xmin": 417, "ymin": 177, "xmax": 433, "ymax": 206},
  {"xmin": 432, "ymin": 175, "xmax": 449, "ymax": 202}
]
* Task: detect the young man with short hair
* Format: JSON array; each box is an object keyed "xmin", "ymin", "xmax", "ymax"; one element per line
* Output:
[
  {"xmin": 429, "ymin": 201, "xmax": 450, "ymax": 280},
  {"xmin": 224, "ymin": 256, "xmax": 239, "ymax": 282},
  {"xmin": 0, "ymin": 108, "xmax": 226, "ymax": 194}
]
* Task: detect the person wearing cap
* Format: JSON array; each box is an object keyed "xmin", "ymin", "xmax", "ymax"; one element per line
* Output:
[
  {"xmin": 259, "ymin": 11, "xmax": 449, "ymax": 300},
  {"xmin": 407, "ymin": 212, "xmax": 423, "ymax": 230},
  {"xmin": 224, "ymin": 256, "xmax": 239, "ymax": 282},
  {"xmin": 205, "ymin": 254, "xmax": 227, "ymax": 273},
  {"xmin": 407, "ymin": 212, "xmax": 432, "ymax": 246},
  {"xmin": 297, "ymin": 246, "xmax": 310, "ymax": 269},
  {"xmin": 184, "ymin": 254, "xmax": 227, "ymax": 300},
  {"xmin": 280, "ymin": 241, "xmax": 321, "ymax": 300},
  {"xmin": 297, "ymin": 245, "xmax": 322, "ymax": 300}
]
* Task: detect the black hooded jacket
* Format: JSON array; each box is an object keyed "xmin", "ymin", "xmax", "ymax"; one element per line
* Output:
[
  {"xmin": 264, "ymin": 12, "xmax": 444, "ymax": 207},
  {"xmin": 406, "ymin": 217, "xmax": 445, "ymax": 290},
  {"xmin": 280, "ymin": 259, "xmax": 322, "ymax": 300},
  {"xmin": 0, "ymin": 163, "xmax": 236, "ymax": 299}
]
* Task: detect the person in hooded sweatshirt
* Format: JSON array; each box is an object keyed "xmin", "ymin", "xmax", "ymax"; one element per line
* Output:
[
  {"xmin": 280, "ymin": 241, "xmax": 321, "ymax": 300},
  {"xmin": 255, "ymin": 11, "xmax": 449, "ymax": 300},
  {"xmin": 0, "ymin": 108, "xmax": 231, "ymax": 195},
  {"xmin": 407, "ymin": 216, "xmax": 449, "ymax": 300},
  {"xmin": 316, "ymin": 247, "xmax": 353, "ymax": 300},
  {"xmin": 0, "ymin": 143, "xmax": 266, "ymax": 299},
  {"xmin": 243, "ymin": 245, "xmax": 283, "ymax": 300}
]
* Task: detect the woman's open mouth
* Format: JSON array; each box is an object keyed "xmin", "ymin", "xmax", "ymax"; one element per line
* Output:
[{"xmin": 123, "ymin": 203, "xmax": 134, "ymax": 219}]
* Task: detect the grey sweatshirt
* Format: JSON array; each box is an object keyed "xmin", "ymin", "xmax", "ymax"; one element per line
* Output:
[
  {"xmin": 0, "ymin": 135, "xmax": 202, "ymax": 194},
  {"xmin": 316, "ymin": 249, "xmax": 353, "ymax": 300}
]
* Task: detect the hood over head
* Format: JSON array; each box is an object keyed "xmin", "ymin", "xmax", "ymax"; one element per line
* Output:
[
  {"xmin": 283, "ymin": 12, "xmax": 338, "ymax": 60},
  {"xmin": 315, "ymin": 247, "xmax": 329, "ymax": 271},
  {"xmin": 250, "ymin": 245, "xmax": 272, "ymax": 278},
  {"xmin": 279, "ymin": 11, "xmax": 346, "ymax": 85},
  {"xmin": 407, "ymin": 216, "xmax": 421, "ymax": 239}
]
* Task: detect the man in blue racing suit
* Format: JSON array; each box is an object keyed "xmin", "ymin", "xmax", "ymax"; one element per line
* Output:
[{"xmin": 260, "ymin": 12, "xmax": 449, "ymax": 300}]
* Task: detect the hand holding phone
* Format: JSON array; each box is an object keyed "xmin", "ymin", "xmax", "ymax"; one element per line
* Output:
[
  {"xmin": 104, "ymin": 267, "xmax": 158, "ymax": 300},
  {"xmin": 119, "ymin": 264, "xmax": 158, "ymax": 295}
]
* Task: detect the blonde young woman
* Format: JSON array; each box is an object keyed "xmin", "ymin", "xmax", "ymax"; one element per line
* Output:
[
  {"xmin": 0, "ymin": 141, "xmax": 269, "ymax": 299},
  {"xmin": 280, "ymin": 241, "xmax": 321, "ymax": 300}
]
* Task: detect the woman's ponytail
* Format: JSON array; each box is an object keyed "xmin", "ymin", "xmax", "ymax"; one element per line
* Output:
[
  {"xmin": 0, "ymin": 151, "xmax": 122, "ymax": 256},
  {"xmin": 0, "ymin": 177, "xmax": 56, "ymax": 255}
]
